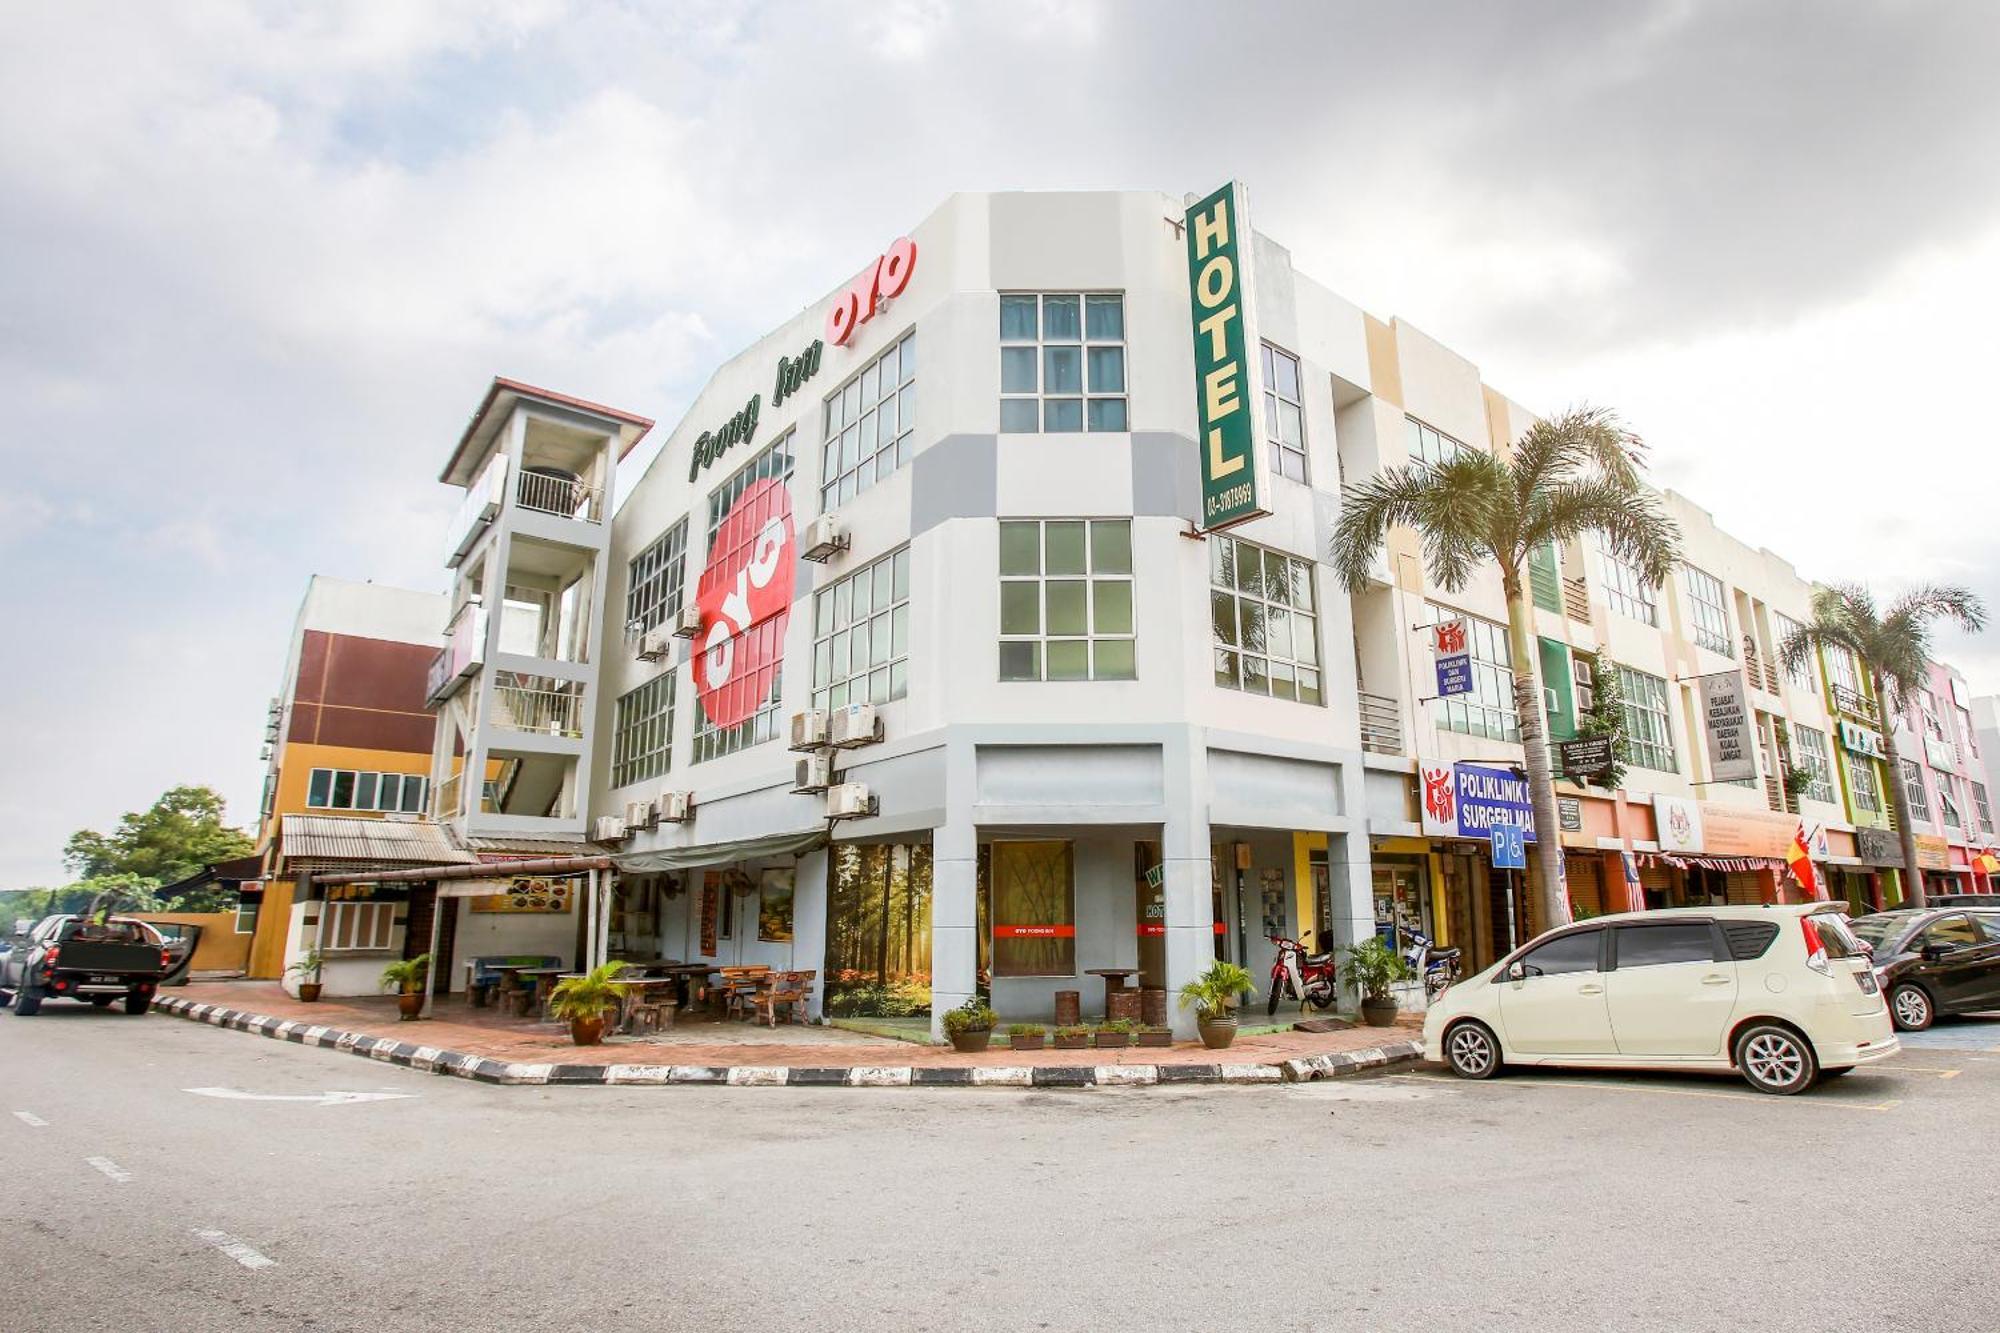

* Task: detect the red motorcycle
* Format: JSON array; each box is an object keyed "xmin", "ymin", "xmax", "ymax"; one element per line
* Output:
[{"xmin": 1267, "ymin": 932, "xmax": 1339, "ymax": 1015}]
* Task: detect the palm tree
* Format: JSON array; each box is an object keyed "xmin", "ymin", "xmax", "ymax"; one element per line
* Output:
[
  {"xmin": 1778, "ymin": 584, "xmax": 1987, "ymax": 908},
  {"xmin": 1333, "ymin": 406, "xmax": 1680, "ymax": 936}
]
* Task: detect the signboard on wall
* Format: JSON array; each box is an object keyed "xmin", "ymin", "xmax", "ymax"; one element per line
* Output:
[
  {"xmin": 1697, "ymin": 669, "xmax": 1758, "ymax": 784},
  {"xmin": 1915, "ymin": 834, "xmax": 1951, "ymax": 871},
  {"xmin": 699, "ymin": 871, "xmax": 721, "ymax": 956},
  {"xmin": 1432, "ymin": 618, "xmax": 1473, "ymax": 698},
  {"xmin": 467, "ymin": 877, "xmax": 573, "ymax": 914},
  {"xmin": 691, "ymin": 477, "xmax": 796, "ymax": 730},
  {"xmin": 1839, "ymin": 720, "xmax": 1886, "ymax": 759},
  {"xmin": 1697, "ymin": 803, "xmax": 1797, "ymax": 859},
  {"xmin": 1559, "ymin": 736, "xmax": 1616, "ymax": 784},
  {"xmin": 1419, "ymin": 762, "xmax": 1537, "ymax": 841},
  {"xmin": 1652, "ymin": 795, "xmax": 1705, "ymax": 853},
  {"xmin": 1557, "ymin": 797, "xmax": 1585, "ymax": 832},
  {"xmin": 1183, "ymin": 181, "xmax": 1271, "ymax": 531},
  {"xmin": 1855, "ymin": 827, "xmax": 1902, "ymax": 867}
]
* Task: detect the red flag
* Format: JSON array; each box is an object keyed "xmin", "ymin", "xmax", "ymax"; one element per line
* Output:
[{"xmin": 1786, "ymin": 824, "xmax": 1825, "ymax": 901}]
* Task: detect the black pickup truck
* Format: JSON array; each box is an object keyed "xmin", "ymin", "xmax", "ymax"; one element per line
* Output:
[{"xmin": 0, "ymin": 915, "xmax": 169, "ymax": 1015}]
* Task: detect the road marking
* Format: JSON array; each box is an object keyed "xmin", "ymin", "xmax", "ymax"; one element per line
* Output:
[
  {"xmin": 85, "ymin": 1156, "xmax": 133, "ymax": 1182},
  {"xmin": 185, "ymin": 1087, "xmax": 414, "ymax": 1107},
  {"xmin": 193, "ymin": 1229, "xmax": 276, "ymax": 1270},
  {"xmin": 1868, "ymin": 1064, "xmax": 1963, "ymax": 1078},
  {"xmin": 12, "ymin": 1111, "xmax": 48, "ymax": 1127}
]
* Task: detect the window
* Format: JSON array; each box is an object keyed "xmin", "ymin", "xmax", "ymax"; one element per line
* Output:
[
  {"xmin": 1975, "ymin": 781, "xmax": 1994, "ymax": 833},
  {"xmin": 1614, "ymin": 666, "xmax": 1676, "ymax": 772},
  {"xmin": 1825, "ymin": 643, "xmax": 1863, "ymax": 698},
  {"xmin": 999, "ymin": 519, "xmax": 1135, "ymax": 682},
  {"xmin": 233, "ymin": 901, "xmax": 258, "ymax": 935},
  {"xmin": 1940, "ymin": 776, "xmax": 1963, "ymax": 829},
  {"xmin": 1424, "ymin": 605, "xmax": 1518, "ymax": 741},
  {"xmin": 1209, "ymin": 534, "xmax": 1321, "ymax": 703},
  {"xmin": 1846, "ymin": 754, "xmax": 1882, "ymax": 814},
  {"xmin": 1517, "ymin": 928, "xmax": 1603, "ymax": 977},
  {"xmin": 305, "ymin": 768, "xmax": 427, "ymax": 813},
  {"xmin": 813, "ymin": 547, "xmax": 911, "ymax": 709},
  {"xmin": 1613, "ymin": 922, "xmax": 1717, "ymax": 967},
  {"xmin": 1792, "ymin": 724, "xmax": 1836, "ymax": 804},
  {"xmin": 999, "ymin": 294, "xmax": 1127, "ymax": 433},
  {"xmin": 611, "ymin": 671, "xmax": 676, "ymax": 789},
  {"xmin": 1774, "ymin": 613, "xmax": 1818, "ymax": 693},
  {"xmin": 1403, "ymin": 416, "xmax": 1467, "ymax": 469},
  {"xmin": 625, "ymin": 518, "xmax": 689, "ymax": 634},
  {"xmin": 322, "ymin": 901, "xmax": 396, "ymax": 953},
  {"xmin": 1901, "ymin": 760, "xmax": 1931, "ymax": 822},
  {"xmin": 1597, "ymin": 534, "xmax": 1659, "ymax": 626},
  {"xmin": 1681, "ymin": 566, "xmax": 1732, "ymax": 656},
  {"xmin": 1916, "ymin": 915, "xmax": 1980, "ymax": 952},
  {"xmin": 1919, "ymin": 689, "xmax": 1947, "ymax": 742},
  {"xmin": 1260, "ymin": 344, "xmax": 1308, "ymax": 482},
  {"xmin": 694, "ymin": 436, "xmax": 796, "ymax": 763},
  {"xmin": 822, "ymin": 332, "xmax": 914, "ymax": 509},
  {"xmin": 987, "ymin": 840, "xmax": 1076, "ymax": 977}
]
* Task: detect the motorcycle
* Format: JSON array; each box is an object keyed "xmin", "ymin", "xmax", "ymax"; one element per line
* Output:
[
  {"xmin": 1400, "ymin": 926, "xmax": 1462, "ymax": 1002},
  {"xmin": 1267, "ymin": 932, "xmax": 1339, "ymax": 1015}
]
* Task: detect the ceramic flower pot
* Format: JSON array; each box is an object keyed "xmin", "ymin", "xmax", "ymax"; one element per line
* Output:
[
  {"xmin": 1360, "ymin": 997, "xmax": 1400, "ymax": 1027},
  {"xmin": 396, "ymin": 991, "xmax": 423, "ymax": 1020},
  {"xmin": 298, "ymin": 983, "xmax": 322, "ymax": 1003},
  {"xmin": 947, "ymin": 1028, "xmax": 991, "ymax": 1053},
  {"xmin": 570, "ymin": 1015, "xmax": 607, "ymax": 1046},
  {"xmin": 1196, "ymin": 1015, "xmax": 1238, "ymax": 1049}
]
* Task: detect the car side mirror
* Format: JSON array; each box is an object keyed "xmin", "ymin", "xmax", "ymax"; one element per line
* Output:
[
  {"xmin": 11, "ymin": 920, "xmax": 28, "ymax": 938},
  {"xmin": 1920, "ymin": 944, "xmax": 1949, "ymax": 962},
  {"xmin": 1505, "ymin": 960, "xmax": 1527, "ymax": 982}
]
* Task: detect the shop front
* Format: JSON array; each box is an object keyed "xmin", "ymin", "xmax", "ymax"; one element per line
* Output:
[{"xmin": 1637, "ymin": 798, "xmax": 1804, "ymax": 907}]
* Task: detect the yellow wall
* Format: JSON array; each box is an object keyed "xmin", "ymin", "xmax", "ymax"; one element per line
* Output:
[
  {"xmin": 263, "ymin": 742, "xmax": 437, "ymax": 845},
  {"xmin": 135, "ymin": 912, "xmax": 252, "ymax": 972},
  {"xmin": 246, "ymin": 879, "xmax": 295, "ymax": 979}
]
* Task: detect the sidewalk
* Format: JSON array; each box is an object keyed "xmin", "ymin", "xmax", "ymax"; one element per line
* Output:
[{"xmin": 154, "ymin": 982, "xmax": 1425, "ymax": 1089}]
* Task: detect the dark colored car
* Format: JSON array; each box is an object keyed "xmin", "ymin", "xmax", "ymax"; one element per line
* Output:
[
  {"xmin": 1924, "ymin": 893, "xmax": 2000, "ymax": 908},
  {"xmin": 1847, "ymin": 909, "xmax": 2000, "ymax": 1031},
  {"xmin": 0, "ymin": 915, "xmax": 169, "ymax": 1015}
]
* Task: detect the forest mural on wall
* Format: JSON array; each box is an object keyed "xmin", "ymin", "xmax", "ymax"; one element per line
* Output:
[{"xmin": 824, "ymin": 843, "xmax": 933, "ymax": 1016}]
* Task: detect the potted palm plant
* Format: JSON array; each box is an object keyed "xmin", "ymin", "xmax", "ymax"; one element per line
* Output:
[
  {"xmin": 941, "ymin": 996, "xmax": 995, "ymax": 1053},
  {"xmin": 379, "ymin": 953, "xmax": 430, "ymax": 1021},
  {"xmin": 1344, "ymin": 936, "xmax": 1410, "ymax": 1027},
  {"xmin": 548, "ymin": 962, "xmax": 631, "ymax": 1047},
  {"xmin": 1178, "ymin": 960, "xmax": 1254, "ymax": 1049},
  {"xmin": 287, "ymin": 948, "xmax": 325, "ymax": 1003}
]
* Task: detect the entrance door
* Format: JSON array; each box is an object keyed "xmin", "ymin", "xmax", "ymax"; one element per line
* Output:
[
  {"xmin": 1497, "ymin": 926, "xmax": 1612, "ymax": 1054},
  {"xmin": 1135, "ymin": 842, "xmax": 1166, "ymax": 990},
  {"xmin": 1310, "ymin": 853, "xmax": 1332, "ymax": 952}
]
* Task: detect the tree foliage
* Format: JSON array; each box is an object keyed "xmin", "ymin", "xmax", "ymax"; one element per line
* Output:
[
  {"xmin": 61, "ymin": 785, "xmax": 254, "ymax": 912},
  {"xmin": 1571, "ymin": 651, "xmax": 1629, "ymax": 793}
]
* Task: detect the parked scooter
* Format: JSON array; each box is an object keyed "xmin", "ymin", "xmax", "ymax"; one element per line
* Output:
[
  {"xmin": 1266, "ymin": 932, "xmax": 1339, "ymax": 1015},
  {"xmin": 1400, "ymin": 926, "xmax": 1462, "ymax": 1002}
]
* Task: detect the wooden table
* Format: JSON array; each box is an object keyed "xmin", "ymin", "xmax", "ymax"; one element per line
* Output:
[
  {"xmin": 613, "ymin": 975, "xmax": 683, "ymax": 1034},
  {"xmin": 515, "ymin": 967, "xmax": 568, "ymax": 1017},
  {"xmin": 1084, "ymin": 968, "xmax": 1138, "ymax": 1018},
  {"xmin": 655, "ymin": 962, "xmax": 716, "ymax": 1010}
]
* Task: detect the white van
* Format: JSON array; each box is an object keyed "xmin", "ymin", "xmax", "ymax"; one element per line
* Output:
[{"xmin": 1421, "ymin": 904, "xmax": 1897, "ymax": 1095}]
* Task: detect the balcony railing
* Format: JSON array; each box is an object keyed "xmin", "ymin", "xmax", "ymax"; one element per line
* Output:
[
  {"xmin": 1358, "ymin": 690, "xmax": 1403, "ymax": 755},
  {"xmin": 1831, "ymin": 683, "xmax": 1877, "ymax": 723},
  {"xmin": 516, "ymin": 468, "xmax": 604, "ymax": 523},
  {"xmin": 491, "ymin": 677, "xmax": 587, "ymax": 738},
  {"xmin": 425, "ymin": 600, "xmax": 487, "ymax": 705},
  {"xmin": 433, "ymin": 771, "xmax": 463, "ymax": 821},
  {"xmin": 1562, "ymin": 576, "xmax": 1591, "ymax": 621}
]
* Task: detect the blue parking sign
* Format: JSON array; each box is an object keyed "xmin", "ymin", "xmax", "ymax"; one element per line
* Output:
[{"xmin": 1489, "ymin": 825, "xmax": 1527, "ymax": 870}]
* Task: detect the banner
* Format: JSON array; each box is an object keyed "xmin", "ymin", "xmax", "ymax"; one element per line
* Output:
[
  {"xmin": 1432, "ymin": 617, "xmax": 1473, "ymax": 697},
  {"xmin": 1184, "ymin": 181, "xmax": 1270, "ymax": 531},
  {"xmin": 692, "ymin": 476, "xmax": 796, "ymax": 729},
  {"xmin": 1697, "ymin": 669, "xmax": 1757, "ymax": 784},
  {"xmin": 1419, "ymin": 762, "xmax": 1537, "ymax": 841}
]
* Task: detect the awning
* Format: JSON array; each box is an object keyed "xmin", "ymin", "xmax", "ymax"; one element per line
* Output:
[{"xmin": 615, "ymin": 828, "xmax": 827, "ymax": 873}]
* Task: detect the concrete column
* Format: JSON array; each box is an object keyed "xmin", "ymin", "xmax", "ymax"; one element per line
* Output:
[
  {"xmin": 929, "ymin": 741, "xmax": 978, "ymax": 1040},
  {"xmin": 1324, "ymin": 832, "xmax": 1374, "ymax": 1014},
  {"xmin": 1161, "ymin": 730, "xmax": 1213, "ymax": 1038},
  {"xmin": 792, "ymin": 846, "xmax": 830, "ymax": 1018}
]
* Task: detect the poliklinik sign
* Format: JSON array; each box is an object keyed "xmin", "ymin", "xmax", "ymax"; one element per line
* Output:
[
  {"xmin": 1419, "ymin": 762, "xmax": 1538, "ymax": 842},
  {"xmin": 1184, "ymin": 182, "xmax": 1270, "ymax": 532}
]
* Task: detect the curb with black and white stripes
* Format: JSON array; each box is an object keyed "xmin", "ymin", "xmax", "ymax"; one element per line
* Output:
[{"xmin": 151, "ymin": 996, "xmax": 1424, "ymax": 1089}]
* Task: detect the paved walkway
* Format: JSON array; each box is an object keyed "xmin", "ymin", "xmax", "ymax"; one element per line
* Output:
[{"xmin": 163, "ymin": 981, "xmax": 1421, "ymax": 1074}]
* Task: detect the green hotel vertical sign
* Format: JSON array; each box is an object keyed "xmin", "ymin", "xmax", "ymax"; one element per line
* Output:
[{"xmin": 1184, "ymin": 181, "xmax": 1269, "ymax": 531}]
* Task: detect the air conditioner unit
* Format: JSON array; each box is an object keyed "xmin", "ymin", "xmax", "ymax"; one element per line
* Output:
[
  {"xmin": 789, "ymin": 709, "xmax": 830, "ymax": 752},
  {"xmin": 794, "ymin": 753, "xmax": 833, "ymax": 794},
  {"xmin": 800, "ymin": 514, "xmax": 850, "ymax": 563},
  {"xmin": 1543, "ymin": 688, "xmax": 1560, "ymax": 716},
  {"xmin": 1576, "ymin": 686, "xmax": 1595, "ymax": 713},
  {"xmin": 624, "ymin": 799, "xmax": 657, "ymax": 831},
  {"xmin": 592, "ymin": 815, "xmax": 629, "ymax": 843},
  {"xmin": 657, "ymin": 789, "xmax": 693, "ymax": 823},
  {"xmin": 637, "ymin": 626, "xmax": 674, "ymax": 661},
  {"xmin": 825, "ymin": 782, "xmax": 877, "ymax": 820},
  {"xmin": 672, "ymin": 603, "xmax": 704, "ymax": 639},
  {"xmin": 828, "ymin": 702, "xmax": 883, "ymax": 749}
]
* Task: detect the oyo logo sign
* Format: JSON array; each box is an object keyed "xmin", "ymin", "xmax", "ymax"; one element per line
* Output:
[
  {"xmin": 825, "ymin": 237, "xmax": 918, "ymax": 347},
  {"xmin": 1422, "ymin": 765, "xmax": 1456, "ymax": 827},
  {"xmin": 691, "ymin": 478, "xmax": 795, "ymax": 729}
]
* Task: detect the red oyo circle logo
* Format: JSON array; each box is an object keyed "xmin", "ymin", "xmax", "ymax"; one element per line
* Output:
[{"xmin": 692, "ymin": 477, "xmax": 795, "ymax": 730}]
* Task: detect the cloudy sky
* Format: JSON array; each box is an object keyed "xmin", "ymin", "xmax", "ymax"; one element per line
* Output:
[{"xmin": 4, "ymin": 1, "xmax": 1997, "ymax": 887}]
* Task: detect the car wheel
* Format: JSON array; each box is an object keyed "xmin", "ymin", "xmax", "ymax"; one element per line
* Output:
[
  {"xmin": 124, "ymin": 994, "xmax": 152, "ymax": 1016},
  {"xmin": 1735, "ymin": 1024, "xmax": 1817, "ymax": 1095},
  {"xmin": 1889, "ymin": 983, "xmax": 1934, "ymax": 1032},
  {"xmin": 1443, "ymin": 1020, "xmax": 1502, "ymax": 1080},
  {"xmin": 13, "ymin": 986, "xmax": 42, "ymax": 1016}
]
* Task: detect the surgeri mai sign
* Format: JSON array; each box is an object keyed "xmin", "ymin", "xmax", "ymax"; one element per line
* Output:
[{"xmin": 1183, "ymin": 181, "xmax": 1270, "ymax": 532}]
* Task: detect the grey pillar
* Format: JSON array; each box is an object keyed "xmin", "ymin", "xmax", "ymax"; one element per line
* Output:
[
  {"xmin": 929, "ymin": 741, "xmax": 978, "ymax": 1040},
  {"xmin": 792, "ymin": 846, "xmax": 830, "ymax": 1019},
  {"xmin": 1161, "ymin": 730, "xmax": 1214, "ymax": 1038}
]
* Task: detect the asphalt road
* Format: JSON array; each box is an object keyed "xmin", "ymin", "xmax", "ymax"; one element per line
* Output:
[{"xmin": 5, "ymin": 1001, "xmax": 1998, "ymax": 1332}]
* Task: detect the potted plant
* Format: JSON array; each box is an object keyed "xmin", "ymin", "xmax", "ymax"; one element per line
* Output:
[
  {"xmin": 1094, "ymin": 1018, "xmax": 1135, "ymax": 1049},
  {"xmin": 548, "ymin": 962, "xmax": 631, "ymax": 1047},
  {"xmin": 941, "ymin": 996, "xmax": 995, "ymax": 1053},
  {"xmin": 1343, "ymin": 936, "xmax": 1411, "ymax": 1027},
  {"xmin": 1006, "ymin": 1022, "xmax": 1046, "ymax": 1052},
  {"xmin": 379, "ymin": 953, "xmax": 431, "ymax": 1021},
  {"xmin": 1052, "ymin": 1024, "xmax": 1091, "ymax": 1050},
  {"xmin": 287, "ymin": 948, "xmax": 325, "ymax": 1003},
  {"xmin": 1178, "ymin": 960, "xmax": 1254, "ymax": 1049},
  {"xmin": 1136, "ymin": 1024, "xmax": 1173, "ymax": 1048}
]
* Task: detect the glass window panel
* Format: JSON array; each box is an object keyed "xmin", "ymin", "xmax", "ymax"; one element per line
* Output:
[
  {"xmin": 308, "ymin": 769, "xmax": 332, "ymax": 808},
  {"xmin": 1273, "ymin": 350, "xmax": 1300, "ymax": 399},
  {"xmin": 1044, "ymin": 345, "xmax": 1082, "ymax": 394},
  {"xmin": 1267, "ymin": 606, "xmax": 1292, "ymax": 660},
  {"xmin": 355, "ymin": 772, "xmax": 378, "ymax": 811},
  {"xmin": 1000, "ymin": 346, "xmax": 1037, "ymax": 393},
  {"xmin": 1298, "ymin": 669, "xmax": 1322, "ymax": 706},
  {"xmin": 1000, "ymin": 296, "xmax": 1038, "ymax": 341},
  {"xmin": 1093, "ymin": 580, "xmax": 1133, "ymax": 634},
  {"xmin": 1269, "ymin": 660, "xmax": 1297, "ymax": 701},
  {"xmin": 1242, "ymin": 655, "xmax": 1269, "ymax": 695},
  {"xmin": 1000, "ymin": 581, "xmax": 1040, "ymax": 634},
  {"xmin": 1279, "ymin": 402, "xmax": 1303, "ymax": 447},
  {"xmin": 1046, "ymin": 580, "xmax": 1087, "ymax": 635},
  {"xmin": 850, "ymin": 618, "xmax": 870, "ymax": 667},
  {"xmin": 999, "ymin": 522, "xmax": 1041, "ymax": 575},
  {"xmin": 851, "ymin": 569, "xmax": 872, "ymax": 619},
  {"xmin": 331, "ymin": 771, "xmax": 355, "ymax": 809},
  {"xmin": 1044, "ymin": 521, "xmax": 1086, "ymax": 574},
  {"xmin": 1089, "ymin": 520, "xmax": 1131, "ymax": 573},
  {"xmin": 1094, "ymin": 639, "xmax": 1136, "ymax": 679},
  {"xmin": 1239, "ymin": 600, "xmax": 1266, "ymax": 653},
  {"xmin": 1211, "ymin": 591, "xmax": 1238, "ymax": 647},
  {"xmin": 861, "ymin": 359, "xmax": 878, "ymax": 404},
  {"xmin": 815, "ymin": 590, "xmax": 835, "ymax": 636},
  {"xmin": 899, "ymin": 335, "xmax": 915, "ymax": 381},
  {"xmin": 1086, "ymin": 398, "xmax": 1128, "ymax": 432},
  {"xmin": 999, "ymin": 399, "xmax": 1039, "ymax": 433},
  {"xmin": 1085, "ymin": 295, "xmax": 1123, "ymax": 340},
  {"xmin": 1046, "ymin": 639, "xmax": 1089, "ymax": 680},
  {"xmin": 893, "ymin": 548, "xmax": 910, "ymax": 600},
  {"xmin": 871, "ymin": 612, "xmax": 891, "ymax": 666},
  {"xmin": 871, "ymin": 668, "xmax": 890, "ymax": 704},
  {"xmin": 892, "ymin": 605, "xmax": 907, "ymax": 655},
  {"xmin": 1215, "ymin": 648, "xmax": 1240, "ymax": 688},
  {"xmin": 402, "ymin": 778, "xmax": 425, "ymax": 813},
  {"xmin": 1293, "ymin": 614, "xmax": 1318, "ymax": 665},
  {"xmin": 1042, "ymin": 295, "xmax": 1080, "ymax": 339},
  {"xmin": 889, "ymin": 660, "xmax": 907, "ymax": 697},
  {"xmin": 1087, "ymin": 346, "xmax": 1124, "ymax": 392},
  {"xmin": 872, "ymin": 558, "xmax": 893, "ymax": 608},
  {"xmin": 999, "ymin": 640, "xmax": 1040, "ymax": 681}
]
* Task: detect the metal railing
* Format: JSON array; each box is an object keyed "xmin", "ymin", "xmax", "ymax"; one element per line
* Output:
[
  {"xmin": 1358, "ymin": 690, "xmax": 1403, "ymax": 755},
  {"xmin": 515, "ymin": 469, "xmax": 603, "ymax": 522},
  {"xmin": 1562, "ymin": 576, "xmax": 1591, "ymax": 621},
  {"xmin": 1830, "ymin": 684, "xmax": 1877, "ymax": 723},
  {"xmin": 491, "ymin": 679, "xmax": 587, "ymax": 738},
  {"xmin": 1764, "ymin": 772, "xmax": 1789, "ymax": 814},
  {"xmin": 433, "ymin": 772, "xmax": 463, "ymax": 821}
]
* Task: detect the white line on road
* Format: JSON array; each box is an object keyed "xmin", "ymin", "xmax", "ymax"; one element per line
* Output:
[
  {"xmin": 12, "ymin": 1111, "xmax": 48, "ymax": 1127},
  {"xmin": 85, "ymin": 1155, "xmax": 133, "ymax": 1182},
  {"xmin": 184, "ymin": 1087, "xmax": 414, "ymax": 1107},
  {"xmin": 193, "ymin": 1229, "xmax": 276, "ymax": 1270}
]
